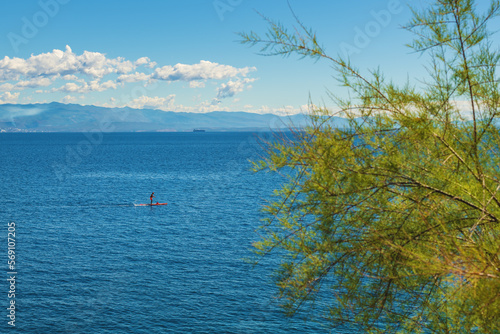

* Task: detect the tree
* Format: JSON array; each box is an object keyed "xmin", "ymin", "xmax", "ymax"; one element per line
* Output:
[{"xmin": 241, "ymin": 1, "xmax": 500, "ymax": 332}]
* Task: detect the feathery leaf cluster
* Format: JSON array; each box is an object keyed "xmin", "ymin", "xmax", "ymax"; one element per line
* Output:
[{"xmin": 242, "ymin": 1, "xmax": 500, "ymax": 332}]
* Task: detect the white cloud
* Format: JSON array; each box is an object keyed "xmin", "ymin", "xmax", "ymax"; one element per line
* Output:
[
  {"xmin": 135, "ymin": 57, "xmax": 156, "ymax": 68},
  {"xmin": 61, "ymin": 74, "xmax": 85, "ymax": 83},
  {"xmin": 62, "ymin": 74, "xmax": 78, "ymax": 80},
  {"xmin": 245, "ymin": 105, "xmax": 304, "ymax": 115},
  {"xmin": 216, "ymin": 78, "xmax": 255, "ymax": 99},
  {"xmin": 64, "ymin": 82, "xmax": 82, "ymax": 92},
  {"xmin": 196, "ymin": 100, "xmax": 231, "ymax": 113},
  {"xmin": 61, "ymin": 95, "xmax": 78, "ymax": 103},
  {"xmin": 97, "ymin": 92, "xmax": 300, "ymax": 115},
  {"xmin": 109, "ymin": 94, "xmax": 228, "ymax": 113},
  {"xmin": 117, "ymin": 72, "xmax": 151, "ymax": 83},
  {"xmin": 52, "ymin": 82, "xmax": 81, "ymax": 93},
  {"xmin": 0, "ymin": 77, "xmax": 55, "ymax": 91},
  {"xmin": 127, "ymin": 95, "xmax": 176, "ymax": 110},
  {"xmin": 0, "ymin": 46, "xmax": 260, "ymax": 111},
  {"xmin": 135, "ymin": 57, "xmax": 149, "ymax": 66},
  {"xmin": 0, "ymin": 83, "xmax": 15, "ymax": 91},
  {"xmin": 0, "ymin": 92, "xmax": 20, "ymax": 104},
  {"xmin": 92, "ymin": 80, "xmax": 117, "ymax": 91},
  {"xmin": 16, "ymin": 77, "xmax": 54, "ymax": 89},
  {"xmin": 0, "ymin": 45, "xmax": 136, "ymax": 81},
  {"xmin": 52, "ymin": 79, "xmax": 117, "ymax": 93},
  {"xmin": 153, "ymin": 60, "xmax": 256, "ymax": 82}
]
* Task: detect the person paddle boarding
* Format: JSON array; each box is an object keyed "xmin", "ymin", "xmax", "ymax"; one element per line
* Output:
[{"xmin": 150, "ymin": 192, "xmax": 155, "ymax": 205}]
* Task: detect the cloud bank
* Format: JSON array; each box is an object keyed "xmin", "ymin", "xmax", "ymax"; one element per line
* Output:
[{"xmin": 0, "ymin": 45, "xmax": 258, "ymax": 110}]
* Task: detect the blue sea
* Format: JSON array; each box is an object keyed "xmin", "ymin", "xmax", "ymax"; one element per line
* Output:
[{"xmin": 0, "ymin": 132, "xmax": 337, "ymax": 333}]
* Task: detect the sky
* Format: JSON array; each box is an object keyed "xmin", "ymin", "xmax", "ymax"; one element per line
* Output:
[{"xmin": 0, "ymin": 0, "xmax": 466, "ymax": 114}]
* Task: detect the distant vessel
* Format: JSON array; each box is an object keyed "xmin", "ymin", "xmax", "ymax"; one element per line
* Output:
[{"xmin": 193, "ymin": 129, "xmax": 206, "ymax": 132}]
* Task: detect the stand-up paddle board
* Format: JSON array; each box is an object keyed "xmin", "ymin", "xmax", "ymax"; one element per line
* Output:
[{"xmin": 134, "ymin": 202, "xmax": 168, "ymax": 207}]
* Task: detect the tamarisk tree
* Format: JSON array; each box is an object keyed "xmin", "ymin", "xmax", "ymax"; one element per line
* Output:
[{"xmin": 241, "ymin": 1, "xmax": 500, "ymax": 332}]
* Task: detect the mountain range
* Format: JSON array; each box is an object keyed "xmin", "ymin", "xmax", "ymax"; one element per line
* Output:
[{"xmin": 0, "ymin": 102, "xmax": 348, "ymax": 132}]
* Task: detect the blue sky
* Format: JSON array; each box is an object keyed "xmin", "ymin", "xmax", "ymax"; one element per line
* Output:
[{"xmin": 0, "ymin": 0, "xmax": 441, "ymax": 114}]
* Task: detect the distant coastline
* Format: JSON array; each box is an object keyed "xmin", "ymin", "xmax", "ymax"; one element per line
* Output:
[{"xmin": 0, "ymin": 102, "xmax": 339, "ymax": 133}]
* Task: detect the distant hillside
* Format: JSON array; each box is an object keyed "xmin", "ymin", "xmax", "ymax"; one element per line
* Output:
[{"xmin": 0, "ymin": 102, "xmax": 348, "ymax": 132}]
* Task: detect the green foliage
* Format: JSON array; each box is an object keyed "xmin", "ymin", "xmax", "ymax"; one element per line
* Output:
[{"xmin": 242, "ymin": 1, "xmax": 500, "ymax": 332}]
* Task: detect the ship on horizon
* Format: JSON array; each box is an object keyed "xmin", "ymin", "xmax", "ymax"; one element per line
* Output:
[{"xmin": 193, "ymin": 129, "xmax": 206, "ymax": 132}]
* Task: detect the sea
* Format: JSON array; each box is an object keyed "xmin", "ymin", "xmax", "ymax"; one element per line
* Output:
[{"xmin": 0, "ymin": 132, "xmax": 346, "ymax": 333}]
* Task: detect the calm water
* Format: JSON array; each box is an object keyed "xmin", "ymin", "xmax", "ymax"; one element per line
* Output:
[{"xmin": 0, "ymin": 132, "xmax": 333, "ymax": 333}]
